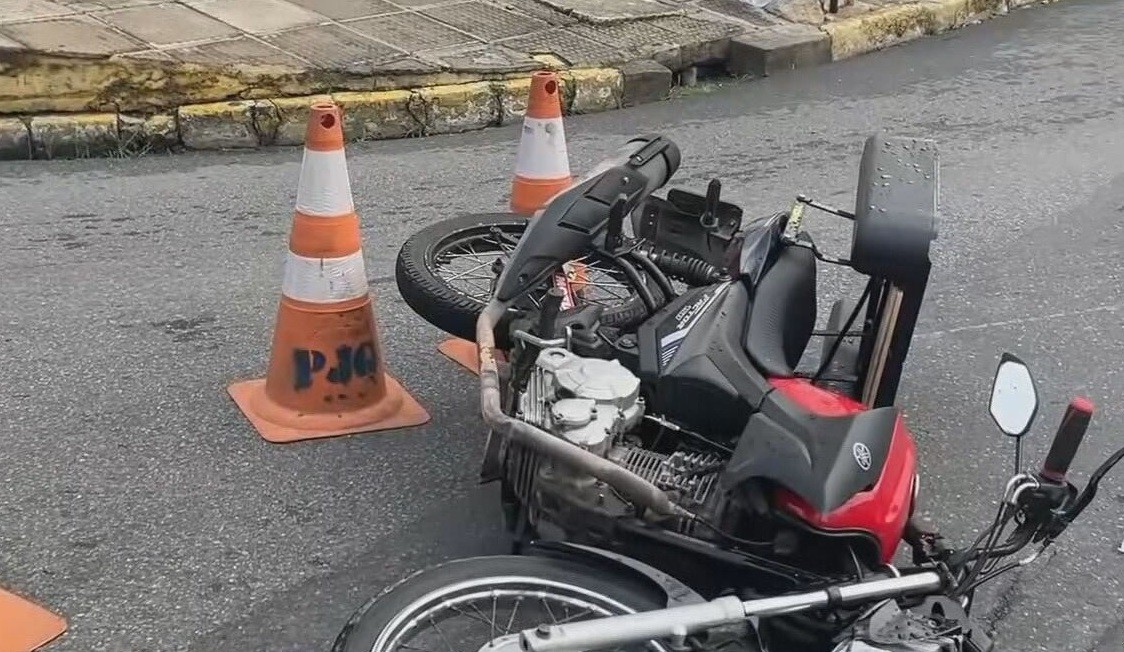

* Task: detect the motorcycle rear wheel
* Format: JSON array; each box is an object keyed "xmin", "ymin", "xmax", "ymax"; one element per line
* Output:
[
  {"xmin": 395, "ymin": 213, "xmax": 662, "ymax": 344},
  {"xmin": 332, "ymin": 555, "xmax": 671, "ymax": 652}
]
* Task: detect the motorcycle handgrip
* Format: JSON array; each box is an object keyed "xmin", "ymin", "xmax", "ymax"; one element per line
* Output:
[{"xmin": 1040, "ymin": 397, "xmax": 1094, "ymax": 483}]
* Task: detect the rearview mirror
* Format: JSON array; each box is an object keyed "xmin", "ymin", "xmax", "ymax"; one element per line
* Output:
[{"xmin": 989, "ymin": 353, "xmax": 1039, "ymax": 437}]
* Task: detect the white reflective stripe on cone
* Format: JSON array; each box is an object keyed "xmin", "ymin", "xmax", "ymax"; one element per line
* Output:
[
  {"xmin": 514, "ymin": 117, "xmax": 570, "ymax": 179},
  {"xmin": 296, "ymin": 149, "xmax": 354, "ymax": 217},
  {"xmin": 281, "ymin": 250, "xmax": 369, "ymax": 303}
]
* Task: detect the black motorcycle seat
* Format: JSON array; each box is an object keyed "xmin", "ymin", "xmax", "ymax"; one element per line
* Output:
[
  {"xmin": 744, "ymin": 244, "xmax": 817, "ymax": 378},
  {"xmin": 722, "ymin": 394, "xmax": 898, "ymax": 514}
]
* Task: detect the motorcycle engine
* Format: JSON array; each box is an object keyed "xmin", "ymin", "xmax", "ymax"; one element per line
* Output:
[
  {"xmin": 517, "ymin": 347, "xmax": 645, "ymax": 454},
  {"xmin": 512, "ymin": 347, "xmax": 725, "ymax": 532}
]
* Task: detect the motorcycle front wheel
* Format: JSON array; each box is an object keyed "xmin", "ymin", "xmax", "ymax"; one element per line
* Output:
[
  {"xmin": 332, "ymin": 555, "xmax": 671, "ymax": 652},
  {"xmin": 395, "ymin": 213, "xmax": 663, "ymax": 344}
]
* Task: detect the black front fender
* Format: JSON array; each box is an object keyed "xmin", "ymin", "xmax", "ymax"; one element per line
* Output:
[{"xmin": 522, "ymin": 539, "xmax": 706, "ymax": 608}]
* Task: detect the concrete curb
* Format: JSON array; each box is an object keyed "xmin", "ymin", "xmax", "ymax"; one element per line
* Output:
[
  {"xmin": 823, "ymin": 0, "xmax": 1008, "ymax": 61},
  {"xmin": 0, "ymin": 67, "xmax": 635, "ymax": 160},
  {"xmin": 0, "ymin": 0, "xmax": 1065, "ymax": 161}
]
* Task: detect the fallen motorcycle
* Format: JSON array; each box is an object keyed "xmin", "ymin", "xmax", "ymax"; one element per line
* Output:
[{"xmin": 335, "ymin": 134, "xmax": 1120, "ymax": 651}]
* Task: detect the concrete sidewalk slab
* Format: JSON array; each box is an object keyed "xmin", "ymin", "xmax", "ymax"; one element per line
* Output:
[
  {"xmin": 533, "ymin": 0, "xmax": 684, "ymax": 22},
  {"xmin": 0, "ymin": 0, "xmax": 1070, "ymax": 159}
]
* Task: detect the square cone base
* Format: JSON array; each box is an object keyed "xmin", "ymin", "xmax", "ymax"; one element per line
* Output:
[
  {"xmin": 226, "ymin": 373, "xmax": 430, "ymax": 444},
  {"xmin": 0, "ymin": 587, "xmax": 66, "ymax": 652},
  {"xmin": 438, "ymin": 338, "xmax": 481, "ymax": 375}
]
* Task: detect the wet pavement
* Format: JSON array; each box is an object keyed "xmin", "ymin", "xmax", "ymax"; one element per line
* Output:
[{"xmin": 2, "ymin": 0, "xmax": 1124, "ymax": 650}]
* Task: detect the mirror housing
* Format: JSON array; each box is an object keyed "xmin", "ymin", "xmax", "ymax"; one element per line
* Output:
[{"xmin": 989, "ymin": 352, "xmax": 1039, "ymax": 438}]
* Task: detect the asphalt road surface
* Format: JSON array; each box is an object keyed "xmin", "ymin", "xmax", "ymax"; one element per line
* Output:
[{"xmin": 3, "ymin": 1, "xmax": 1124, "ymax": 650}]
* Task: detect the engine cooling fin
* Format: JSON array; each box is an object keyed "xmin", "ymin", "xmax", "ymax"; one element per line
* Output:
[{"xmin": 610, "ymin": 447, "xmax": 723, "ymax": 534}]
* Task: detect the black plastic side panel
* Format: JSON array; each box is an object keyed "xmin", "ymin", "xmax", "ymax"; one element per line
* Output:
[
  {"xmin": 640, "ymin": 283, "xmax": 730, "ymax": 374},
  {"xmin": 638, "ymin": 280, "xmax": 770, "ymax": 444},
  {"xmin": 850, "ymin": 134, "xmax": 939, "ymax": 285},
  {"xmin": 722, "ymin": 399, "xmax": 898, "ymax": 513}
]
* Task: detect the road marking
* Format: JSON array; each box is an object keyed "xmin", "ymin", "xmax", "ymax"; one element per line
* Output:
[{"xmin": 915, "ymin": 304, "xmax": 1123, "ymax": 340}]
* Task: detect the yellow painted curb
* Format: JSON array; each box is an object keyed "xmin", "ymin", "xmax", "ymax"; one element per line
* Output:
[
  {"xmin": 30, "ymin": 112, "xmax": 118, "ymax": 159},
  {"xmin": 0, "ymin": 117, "xmax": 30, "ymax": 159},
  {"xmin": 332, "ymin": 90, "xmax": 417, "ymax": 141},
  {"xmin": 565, "ymin": 69, "xmax": 625, "ymax": 114},
  {"xmin": 0, "ymin": 68, "xmax": 622, "ymax": 160},
  {"xmin": 0, "ymin": 49, "xmax": 536, "ymax": 116},
  {"xmin": 495, "ymin": 77, "xmax": 534, "ymax": 126},
  {"xmin": 823, "ymin": 0, "xmax": 1009, "ymax": 61},
  {"xmin": 0, "ymin": 50, "xmax": 308, "ymax": 115},
  {"xmin": 178, "ymin": 100, "xmax": 267, "ymax": 150},
  {"xmin": 417, "ymin": 81, "xmax": 499, "ymax": 135}
]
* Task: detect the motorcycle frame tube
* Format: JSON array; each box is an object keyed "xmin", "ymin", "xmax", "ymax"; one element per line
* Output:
[
  {"xmin": 871, "ymin": 273, "xmax": 930, "ymax": 408},
  {"xmin": 861, "ymin": 281, "xmax": 902, "ymax": 407},
  {"xmin": 857, "ymin": 270, "xmax": 931, "ymax": 409},
  {"xmin": 519, "ymin": 571, "xmax": 945, "ymax": 652}
]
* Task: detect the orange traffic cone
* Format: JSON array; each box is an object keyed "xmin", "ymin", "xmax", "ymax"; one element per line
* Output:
[
  {"xmin": 438, "ymin": 337, "xmax": 482, "ymax": 374},
  {"xmin": 510, "ymin": 70, "xmax": 573, "ymax": 216},
  {"xmin": 439, "ymin": 71, "xmax": 575, "ymax": 374},
  {"xmin": 0, "ymin": 585, "xmax": 66, "ymax": 652},
  {"xmin": 438, "ymin": 337, "xmax": 509, "ymax": 374},
  {"xmin": 228, "ymin": 102, "xmax": 430, "ymax": 443}
]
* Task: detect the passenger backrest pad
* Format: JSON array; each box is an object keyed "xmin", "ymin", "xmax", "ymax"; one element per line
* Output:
[{"xmin": 744, "ymin": 245, "xmax": 817, "ymax": 377}]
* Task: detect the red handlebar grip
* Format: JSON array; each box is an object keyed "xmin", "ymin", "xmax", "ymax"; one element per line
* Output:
[{"xmin": 1041, "ymin": 397, "xmax": 1094, "ymax": 482}]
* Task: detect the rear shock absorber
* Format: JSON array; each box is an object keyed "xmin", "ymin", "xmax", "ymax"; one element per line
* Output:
[{"xmin": 634, "ymin": 244, "xmax": 729, "ymax": 286}]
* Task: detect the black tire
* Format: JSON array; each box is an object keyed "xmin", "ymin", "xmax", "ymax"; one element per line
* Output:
[
  {"xmin": 332, "ymin": 555, "xmax": 669, "ymax": 652},
  {"xmin": 395, "ymin": 213, "xmax": 660, "ymax": 343}
]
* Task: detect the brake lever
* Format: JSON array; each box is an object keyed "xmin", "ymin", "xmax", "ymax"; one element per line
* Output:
[{"xmin": 1063, "ymin": 445, "xmax": 1124, "ymax": 523}]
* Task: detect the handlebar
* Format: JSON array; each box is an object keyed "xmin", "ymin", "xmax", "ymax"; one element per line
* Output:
[
  {"xmin": 1041, "ymin": 397, "xmax": 1095, "ymax": 482},
  {"xmin": 520, "ymin": 572, "xmax": 945, "ymax": 652}
]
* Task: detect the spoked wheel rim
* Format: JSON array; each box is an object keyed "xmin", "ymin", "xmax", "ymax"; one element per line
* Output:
[
  {"xmin": 429, "ymin": 224, "xmax": 646, "ymax": 312},
  {"xmin": 372, "ymin": 576, "xmax": 666, "ymax": 652}
]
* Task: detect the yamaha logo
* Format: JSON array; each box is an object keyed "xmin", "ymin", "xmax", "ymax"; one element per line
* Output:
[{"xmin": 852, "ymin": 442, "xmax": 872, "ymax": 471}]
